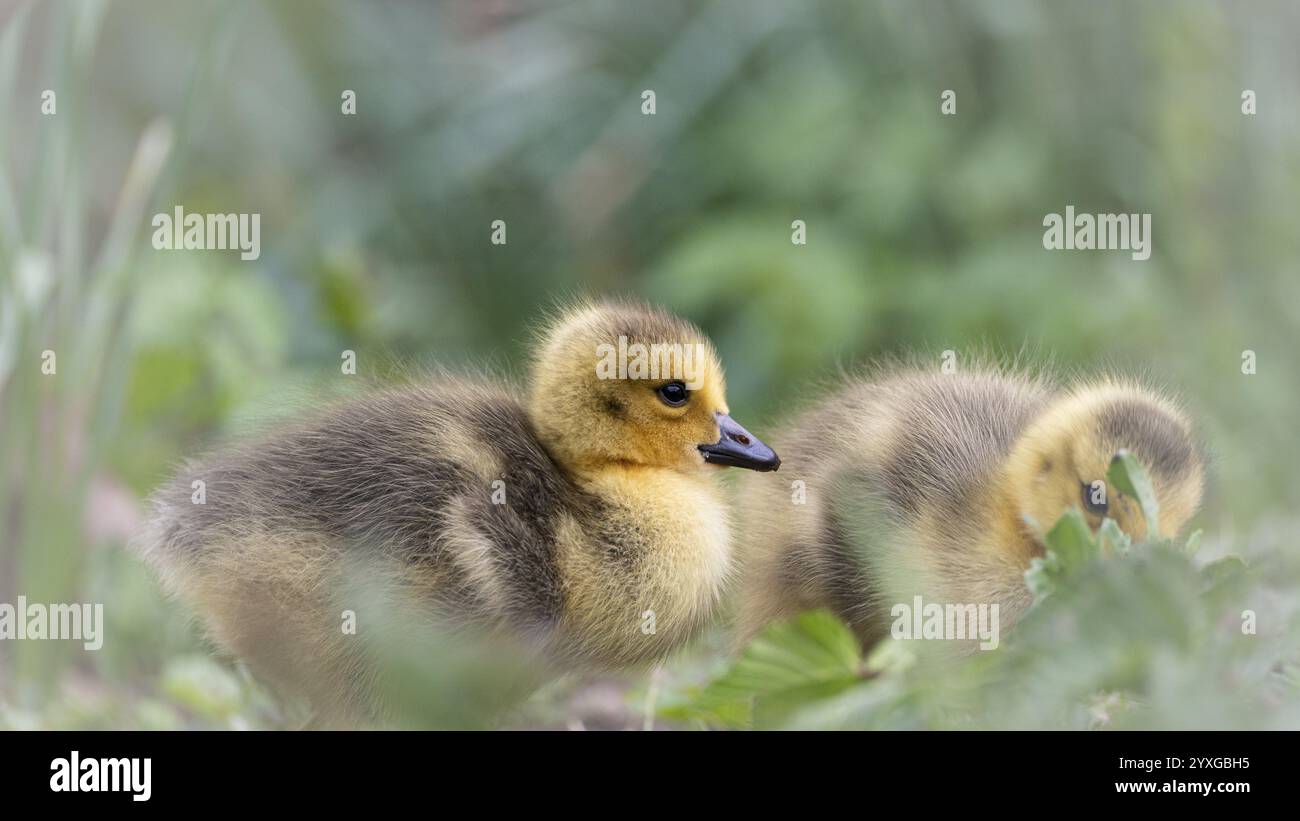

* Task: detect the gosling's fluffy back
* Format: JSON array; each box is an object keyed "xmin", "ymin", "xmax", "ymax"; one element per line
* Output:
[
  {"xmin": 135, "ymin": 378, "xmax": 615, "ymax": 719},
  {"xmin": 734, "ymin": 364, "xmax": 1053, "ymax": 644},
  {"xmin": 140, "ymin": 379, "xmax": 577, "ymax": 618},
  {"xmin": 734, "ymin": 362, "xmax": 1206, "ymax": 648}
]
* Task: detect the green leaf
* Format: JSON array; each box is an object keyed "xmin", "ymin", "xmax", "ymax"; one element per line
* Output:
[
  {"xmin": 1045, "ymin": 507, "xmax": 1099, "ymax": 572},
  {"xmin": 1199, "ymin": 555, "xmax": 1247, "ymax": 593},
  {"xmin": 1107, "ymin": 450, "xmax": 1161, "ymax": 536},
  {"xmin": 1024, "ymin": 555, "xmax": 1057, "ymax": 600},
  {"xmin": 863, "ymin": 634, "xmax": 918, "ymax": 675},
  {"xmin": 674, "ymin": 610, "xmax": 862, "ymax": 728},
  {"xmin": 1027, "ymin": 508, "xmax": 1103, "ymax": 603},
  {"xmin": 161, "ymin": 656, "xmax": 245, "ymax": 722},
  {"xmin": 1098, "ymin": 517, "xmax": 1132, "ymax": 556}
]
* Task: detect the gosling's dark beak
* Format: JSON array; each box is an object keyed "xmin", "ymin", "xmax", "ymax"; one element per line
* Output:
[{"xmin": 698, "ymin": 413, "xmax": 780, "ymax": 472}]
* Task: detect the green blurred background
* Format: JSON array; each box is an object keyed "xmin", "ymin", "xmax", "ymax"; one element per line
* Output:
[{"xmin": 1, "ymin": 0, "xmax": 1298, "ymax": 728}]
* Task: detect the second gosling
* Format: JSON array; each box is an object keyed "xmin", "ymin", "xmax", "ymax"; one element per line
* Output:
[
  {"xmin": 734, "ymin": 363, "xmax": 1204, "ymax": 648},
  {"xmin": 136, "ymin": 301, "xmax": 779, "ymax": 721}
]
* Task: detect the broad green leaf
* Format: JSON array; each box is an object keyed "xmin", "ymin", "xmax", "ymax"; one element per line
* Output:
[
  {"xmin": 1028, "ymin": 509, "xmax": 1103, "ymax": 603},
  {"xmin": 1108, "ymin": 450, "xmax": 1161, "ymax": 536},
  {"xmin": 1199, "ymin": 555, "xmax": 1247, "ymax": 593},
  {"xmin": 675, "ymin": 610, "xmax": 862, "ymax": 727},
  {"xmin": 864, "ymin": 635, "xmax": 918, "ymax": 675},
  {"xmin": 1044, "ymin": 507, "xmax": 1099, "ymax": 572},
  {"xmin": 753, "ymin": 679, "xmax": 862, "ymax": 728}
]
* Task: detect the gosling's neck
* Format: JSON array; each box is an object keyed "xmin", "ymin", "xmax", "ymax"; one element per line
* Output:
[
  {"xmin": 538, "ymin": 442, "xmax": 730, "ymax": 668},
  {"xmin": 569, "ymin": 459, "xmax": 720, "ymax": 508},
  {"xmin": 530, "ymin": 412, "xmax": 709, "ymax": 488},
  {"xmin": 987, "ymin": 477, "xmax": 1045, "ymax": 566},
  {"xmin": 991, "ymin": 410, "xmax": 1073, "ymax": 563}
]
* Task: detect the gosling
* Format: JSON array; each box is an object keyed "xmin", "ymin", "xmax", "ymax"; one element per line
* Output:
[
  {"xmin": 734, "ymin": 363, "xmax": 1203, "ymax": 649},
  {"xmin": 135, "ymin": 301, "xmax": 778, "ymax": 722}
]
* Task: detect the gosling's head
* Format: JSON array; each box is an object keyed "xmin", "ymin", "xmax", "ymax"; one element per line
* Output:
[
  {"xmin": 1004, "ymin": 382, "xmax": 1204, "ymax": 542},
  {"xmin": 527, "ymin": 300, "xmax": 779, "ymax": 475}
]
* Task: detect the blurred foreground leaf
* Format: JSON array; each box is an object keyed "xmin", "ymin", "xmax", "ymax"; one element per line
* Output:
[
  {"xmin": 1026, "ymin": 508, "xmax": 1100, "ymax": 601},
  {"xmin": 161, "ymin": 656, "xmax": 245, "ymax": 723},
  {"xmin": 680, "ymin": 506, "xmax": 1296, "ymax": 729},
  {"xmin": 664, "ymin": 610, "xmax": 862, "ymax": 729},
  {"xmin": 1108, "ymin": 450, "xmax": 1161, "ymax": 536}
]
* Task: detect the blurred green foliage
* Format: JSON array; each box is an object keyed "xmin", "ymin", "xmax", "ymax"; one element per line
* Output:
[
  {"xmin": 1, "ymin": 0, "xmax": 1298, "ymax": 728},
  {"xmin": 668, "ymin": 497, "xmax": 1300, "ymax": 730}
]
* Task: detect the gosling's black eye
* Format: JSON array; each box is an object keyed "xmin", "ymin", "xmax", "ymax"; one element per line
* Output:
[
  {"xmin": 657, "ymin": 381, "xmax": 689, "ymax": 407},
  {"xmin": 1081, "ymin": 480, "xmax": 1109, "ymax": 516}
]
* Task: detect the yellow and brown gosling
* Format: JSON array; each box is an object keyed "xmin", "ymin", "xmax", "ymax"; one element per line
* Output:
[
  {"xmin": 135, "ymin": 301, "xmax": 778, "ymax": 723},
  {"xmin": 734, "ymin": 363, "xmax": 1203, "ymax": 650}
]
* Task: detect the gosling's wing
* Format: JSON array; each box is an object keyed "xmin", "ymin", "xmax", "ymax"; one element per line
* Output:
[{"xmin": 135, "ymin": 380, "xmax": 571, "ymax": 631}]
